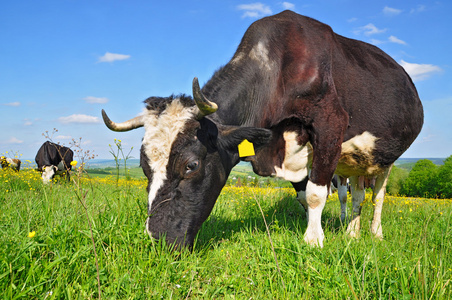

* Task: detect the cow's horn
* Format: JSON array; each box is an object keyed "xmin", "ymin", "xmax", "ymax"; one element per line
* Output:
[
  {"xmin": 192, "ymin": 77, "xmax": 218, "ymax": 119},
  {"xmin": 101, "ymin": 109, "xmax": 144, "ymax": 132}
]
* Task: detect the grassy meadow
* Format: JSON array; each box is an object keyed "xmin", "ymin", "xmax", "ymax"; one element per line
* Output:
[{"xmin": 1, "ymin": 167, "xmax": 452, "ymax": 299}]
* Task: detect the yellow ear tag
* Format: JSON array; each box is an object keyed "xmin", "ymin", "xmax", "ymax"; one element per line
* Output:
[{"xmin": 238, "ymin": 139, "xmax": 255, "ymax": 157}]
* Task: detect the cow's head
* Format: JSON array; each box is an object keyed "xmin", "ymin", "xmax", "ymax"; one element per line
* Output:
[
  {"xmin": 102, "ymin": 78, "xmax": 272, "ymax": 249},
  {"xmin": 41, "ymin": 165, "xmax": 58, "ymax": 183}
]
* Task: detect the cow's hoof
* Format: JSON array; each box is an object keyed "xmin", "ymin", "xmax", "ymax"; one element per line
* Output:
[
  {"xmin": 371, "ymin": 222, "xmax": 383, "ymax": 240},
  {"xmin": 346, "ymin": 217, "xmax": 360, "ymax": 238},
  {"xmin": 304, "ymin": 230, "xmax": 324, "ymax": 248}
]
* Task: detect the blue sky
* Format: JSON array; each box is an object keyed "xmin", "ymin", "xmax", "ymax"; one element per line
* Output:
[{"xmin": 1, "ymin": 1, "xmax": 450, "ymax": 161}]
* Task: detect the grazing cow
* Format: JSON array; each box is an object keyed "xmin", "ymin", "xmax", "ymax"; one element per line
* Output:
[
  {"xmin": 35, "ymin": 141, "xmax": 74, "ymax": 183},
  {"xmin": 102, "ymin": 11, "xmax": 423, "ymax": 248},
  {"xmin": 0, "ymin": 156, "xmax": 21, "ymax": 171}
]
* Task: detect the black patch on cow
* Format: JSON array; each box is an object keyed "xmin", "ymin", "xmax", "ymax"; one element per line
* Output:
[
  {"xmin": 35, "ymin": 141, "xmax": 74, "ymax": 172},
  {"xmin": 144, "ymin": 94, "xmax": 194, "ymax": 115}
]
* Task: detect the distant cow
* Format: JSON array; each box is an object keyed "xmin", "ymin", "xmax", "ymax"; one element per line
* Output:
[
  {"xmin": 35, "ymin": 141, "xmax": 74, "ymax": 183},
  {"xmin": 0, "ymin": 156, "xmax": 21, "ymax": 171},
  {"xmin": 102, "ymin": 11, "xmax": 423, "ymax": 248}
]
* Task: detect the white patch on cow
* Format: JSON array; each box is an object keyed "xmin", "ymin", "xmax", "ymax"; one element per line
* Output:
[
  {"xmin": 231, "ymin": 52, "xmax": 245, "ymax": 65},
  {"xmin": 304, "ymin": 181, "xmax": 328, "ymax": 247},
  {"xmin": 142, "ymin": 99, "xmax": 196, "ymax": 209},
  {"xmin": 338, "ymin": 131, "xmax": 381, "ymax": 176},
  {"xmin": 249, "ymin": 41, "xmax": 273, "ymax": 71},
  {"xmin": 41, "ymin": 166, "xmax": 57, "ymax": 184},
  {"xmin": 341, "ymin": 131, "xmax": 377, "ymax": 154},
  {"xmin": 274, "ymin": 131, "xmax": 312, "ymax": 182}
]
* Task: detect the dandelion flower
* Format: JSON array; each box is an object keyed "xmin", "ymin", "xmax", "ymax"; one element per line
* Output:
[
  {"xmin": 70, "ymin": 160, "xmax": 78, "ymax": 167},
  {"xmin": 28, "ymin": 231, "xmax": 36, "ymax": 238}
]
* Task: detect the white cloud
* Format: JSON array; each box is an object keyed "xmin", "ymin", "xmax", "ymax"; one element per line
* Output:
[
  {"xmin": 2, "ymin": 102, "xmax": 21, "ymax": 107},
  {"xmin": 281, "ymin": 2, "xmax": 295, "ymax": 10},
  {"xmin": 24, "ymin": 121, "xmax": 33, "ymax": 126},
  {"xmin": 354, "ymin": 23, "xmax": 387, "ymax": 36},
  {"xmin": 383, "ymin": 6, "xmax": 402, "ymax": 16},
  {"xmin": 58, "ymin": 114, "xmax": 100, "ymax": 124},
  {"xmin": 7, "ymin": 137, "xmax": 24, "ymax": 144},
  {"xmin": 237, "ymin": 3, "xmax": 272, "ymax": 18},
  {"xmin": 56, "ymin": 135, "xmax": 72, "ymax": 140},
  {"xmin": 347, "ymin": 18, "xmax": 358, "ymax": 23},
  {"xmin": 400, "ymin": 60, "xmax": 442, "ymax": 81},
  {"xmin": 389, "ymin": 35, "xmax": 407, "ymax": 45},
  {"xmin": 410, "ymin": 5, "xmax": 426, "ymax": 14},
  {"xmin": 83, "ymin": 96, "xmax": 109, "ymax": 104},
  {"xmin": 370, "ymin": 39, "xmax": 384, "ymax": 45},
  {"xmin": 98, "ymin": 52, "xmax": 131, "ymax": 63},
  {"xmin": 415, "ymin": 134, "xmax": 435, "ymax": 144}
]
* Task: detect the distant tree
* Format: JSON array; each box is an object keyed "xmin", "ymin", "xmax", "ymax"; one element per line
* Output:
[
  {"xmin": 236, "ymin": 177, "xmax": 242, "ymax": 187},
  {"xmin": 401, "ymin": 159, "xmax": 438, "ymax": 197},
  {"xmin": 251, "ymin": 176, "xmax": 259, "ymax": 187},
  {"xmin": 437, "ymin": 155, "xmax": 452, "ymax": 198},
  {"xmin": 386, "ymin": 166, "xmax": 409, "ymax": 195},
  {"xmin": 242, "ymin": 176, "xmax": 248, "ymax": 187}
]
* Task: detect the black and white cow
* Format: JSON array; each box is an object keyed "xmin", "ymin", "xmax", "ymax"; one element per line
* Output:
[
  {"xmin": 102, "ymin": 11, "xmax": 423, "ymax": 248},
  {"xmin": 35, "ymin": 141, "xmax": 74, "ymax": 183}
]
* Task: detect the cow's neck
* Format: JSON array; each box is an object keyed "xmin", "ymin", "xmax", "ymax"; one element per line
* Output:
[{"xmin": 202, "ymin": 64, "xmax": 272, "ymax": 128}]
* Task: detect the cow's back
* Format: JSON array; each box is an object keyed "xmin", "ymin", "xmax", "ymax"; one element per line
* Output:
[
  {"xmin": 35, "ymin": 141, "xmax": 74, "ymax": 171},
  {"xmin": 229, "ymin": 11, "xmax": 422, "ymax": 170},
  {"xmin": 331, "ymin": 33, "xmax": 423, "ymax": 168}
]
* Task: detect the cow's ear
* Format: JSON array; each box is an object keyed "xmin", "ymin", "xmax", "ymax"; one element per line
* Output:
[{"xmin": 218, "ymin": 126, "xmax": 272, "ymax": 152}]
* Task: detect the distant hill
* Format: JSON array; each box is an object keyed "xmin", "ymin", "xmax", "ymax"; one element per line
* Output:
[
  {"xmin": 395, "ymin": 158, "xmax": 445, "ymax": 171},
  {"xmin": 395, "ymin": 158, "xmax": 445, "ymax": 166},
  {"xmin": 85, "ymin": 159, "xmax": 141, "ymax": 168},
  {"xmin": 20, "ymin": 157, "xmax": 445, "ymax": 172}
]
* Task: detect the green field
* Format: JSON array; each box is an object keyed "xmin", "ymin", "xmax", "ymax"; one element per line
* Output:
[{"xmin": 1, "ymin": 168, "xmax": 451, "ymax": 298}]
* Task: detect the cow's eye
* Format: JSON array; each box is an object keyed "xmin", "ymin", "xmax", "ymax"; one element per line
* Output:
[{"xmin": 185, "ymin": 160, "xmax": 200, "ymax": 174}]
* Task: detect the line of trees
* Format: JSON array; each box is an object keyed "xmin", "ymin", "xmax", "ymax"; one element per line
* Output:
[
  {"xmin": 387, "ymin": 155, "xmax": 452, "ymax": 198},
  {"xmin": 226, "ymin": 156, "xmax": 451, "ymax": 199}
]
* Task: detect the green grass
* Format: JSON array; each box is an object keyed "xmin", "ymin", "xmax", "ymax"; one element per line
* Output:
[{"xmin": 1, "ymin": 168, "xmax": 451, "ymax": 298}]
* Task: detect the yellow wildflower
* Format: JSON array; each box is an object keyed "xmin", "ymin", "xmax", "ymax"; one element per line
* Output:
[
  {"xmin": 28, "ymin": 231, "xmax": 36, "ymax": 238},
  {"xmin": 70, "ymin": 160, "xmax": 78, "ymax": 167}
]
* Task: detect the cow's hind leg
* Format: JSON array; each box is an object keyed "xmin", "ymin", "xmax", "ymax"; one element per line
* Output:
[
  {"xmin": 370, "ymin": 165, "xmax": 392, "ymax": 239},
  {"xmin": 347, "ymin": 176, "xmax": 365, "ymax": 238},
  {"xmin": 337, "ymin": 176, "xmax": 348, "ymax": 224}
]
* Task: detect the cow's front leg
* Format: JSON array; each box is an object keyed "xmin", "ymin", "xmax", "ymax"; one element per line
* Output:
[
  {"xmin": 304, "ymin": 180, "xmax": 328, "ymax": 247},
  {"xmin": 301, "ymin": 85, "xmax": 348, "ymax": 247}
]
